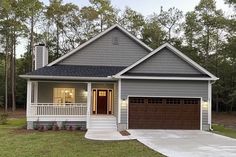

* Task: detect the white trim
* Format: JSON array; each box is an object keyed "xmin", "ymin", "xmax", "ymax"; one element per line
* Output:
[
  {"xmin": 114, "ymin": 43, "xmax": 218, "ymax": 80},
  {"xmin": 20, "ymin": 75, "xmax": 116, "ymax": 81},
  {"xmin": 86, "ymin": 82, "xmax": 92, "ymax": 128},
  {"xmin": 92, "ymin": 88, "xmax": 114, "ymax": 115},
  {"xmin": 126, "ymin": 95, "xmax": 203, "ymax": 130},
  {"xmin": 33, "ymin": 81, "xmax": 38, "ymax": 103},
  {"xmin": 47, "ymin": 24, "xmax": 153, "ymax": 66},
  {"xmin": 118, "ymin": 79, "xmax": 121, "ymax": 123},
  {"xmin": 208, "ymin": 81, "xmax": 212, "ymax": 129},
  {"xmin": 26, "ymin": 81, "xmax": 32, "ymax": 121},
  {"xmin": 200, "ymin": 98, "xmax": 203, "ymax": 130},
  {"xmin": 116, "ymin": 76, "xmax": 216, "ymax": 81}
]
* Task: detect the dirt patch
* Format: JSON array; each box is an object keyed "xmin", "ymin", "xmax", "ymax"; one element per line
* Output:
[
  {"xmin": 120, "ymin": 130, "xmax": 130, "ymax": 136},
  {"xmin": 212, "ymin": 112, "xmax": 236, "ymax": 129},
  {"xmin": 0, "ymin": 109, "xmax": 26, "ymax": 118}
]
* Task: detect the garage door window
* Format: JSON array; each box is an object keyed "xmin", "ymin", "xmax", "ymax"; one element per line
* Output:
[
  {"xmin": 166, "ymin": 98, "xmax": 181, "ymax": 104},
  {"xmin": 130, "ymin": 98, "xmax": 144, "ymax": 103},
  {"xmin": 148, "ymin": 98, "xmax": 163, "ymax": 104}
]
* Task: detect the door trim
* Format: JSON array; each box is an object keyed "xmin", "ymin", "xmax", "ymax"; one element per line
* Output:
[{"xmin": 92, "ymin": 88, "xmax": 113, "ymax": 115}]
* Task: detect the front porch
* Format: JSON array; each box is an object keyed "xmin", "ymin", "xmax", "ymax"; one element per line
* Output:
[{"xmin": 26, "ymin": 81, "xmax": 119, "ymax": 130}]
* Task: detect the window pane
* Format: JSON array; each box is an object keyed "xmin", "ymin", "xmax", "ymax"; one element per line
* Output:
[{"xmin": 53, "ymin": 88, "xmax": 75, "ymax": 104}]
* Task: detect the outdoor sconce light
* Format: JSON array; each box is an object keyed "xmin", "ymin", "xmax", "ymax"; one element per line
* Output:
[
  {"xmin": 83, "ymin": 90, "xmax": 88, "ymax": 97},
  {"xmin": 202, "ymin": 101, "xmax": 208, "ymax": 109},
  {"xmin": 121, "ymin": 99, "xmax": 127, "ymax": 107}
]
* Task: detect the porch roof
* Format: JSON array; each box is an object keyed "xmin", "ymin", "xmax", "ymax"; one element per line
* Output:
[{"xmin": 23, "ymin": 65, "xmax": 126, "ymax": 78}]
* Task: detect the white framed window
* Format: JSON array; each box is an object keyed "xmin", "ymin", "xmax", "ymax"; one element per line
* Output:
[{"xmin": 53, "ymin": 88, "xmax": 75, "ymax": 104}]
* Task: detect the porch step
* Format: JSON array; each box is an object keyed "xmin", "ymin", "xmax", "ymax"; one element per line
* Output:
[{"xmin": 88, "ymin": 115, "xmax": 117, "ymax": 131}]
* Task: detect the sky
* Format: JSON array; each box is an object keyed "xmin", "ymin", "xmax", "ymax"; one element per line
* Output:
[{"xmin": 16, "ymin": 0, "xmax": 233, "ymax": 58}]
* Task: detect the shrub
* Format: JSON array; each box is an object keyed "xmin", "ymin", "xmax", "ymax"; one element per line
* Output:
[{"xmin": 0, "ymin": 113, "xmax": 8, "ymax": 125}]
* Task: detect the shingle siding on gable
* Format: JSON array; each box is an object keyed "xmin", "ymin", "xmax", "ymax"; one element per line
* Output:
[
  {"xmin": 58, "ymin": 28, "xmax": 149, "ymax": 66},
  {"xmin": 127, "ymin": 48, "xmax": 202, "ymax": 74}
]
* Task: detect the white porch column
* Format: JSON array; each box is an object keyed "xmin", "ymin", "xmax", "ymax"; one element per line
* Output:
[
  {"xmin": 86, "ymin": 82, "xmax": 92, "ymax": 128},
  {"xmin": 33, "ymin": 81, "xmax": 38, "ymax": 103},
  {"xmin": 26, "ymin": 80, "xmax": 32, "ymax": 129},
  {"xmin": 118, "ymin": 79, "xmax": 121, "ymax": 123}
]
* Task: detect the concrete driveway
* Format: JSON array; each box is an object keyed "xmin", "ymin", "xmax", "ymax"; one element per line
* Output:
[{"xmin": 128, "ymin": 130, "xmax": 236, "ymax": 157}]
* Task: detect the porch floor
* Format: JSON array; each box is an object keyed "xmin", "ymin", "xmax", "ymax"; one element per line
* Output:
[{"xmin": 85, "ymin": 130, "xmax": 134, "ymax": 141}]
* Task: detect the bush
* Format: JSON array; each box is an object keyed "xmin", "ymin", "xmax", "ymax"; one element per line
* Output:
[{"xmin": 0, "ymin": 113, "xmax": 8, "ymax": 125}]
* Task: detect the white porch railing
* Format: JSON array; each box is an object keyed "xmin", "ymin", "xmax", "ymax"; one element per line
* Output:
[{"xmin": 29, "ymin": 103, "xmax": 87, "ymax": 116}]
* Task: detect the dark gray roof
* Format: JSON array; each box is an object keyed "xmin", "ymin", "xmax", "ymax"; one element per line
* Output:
[{"xmin": 26, "ymin": 65, "xmax": 126, "ymax": 77}]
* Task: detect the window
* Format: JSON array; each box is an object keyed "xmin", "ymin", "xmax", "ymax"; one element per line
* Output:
[
  {"xmin": 53, "ymin": 88, "xmax": 75, "ymax": 104},
  {"xmin": 99, "ymin": 91, "xmax": 106, "ymax": 96},
  {"xmin": 166, "ymin": 98, "xmax": 181, "ymax": 104}
]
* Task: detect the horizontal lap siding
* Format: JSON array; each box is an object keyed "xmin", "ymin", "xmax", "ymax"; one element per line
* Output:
[
  {"xmin": 128, "ymin": 48, "xmax": 201, "ymax": 74},
  {"xmin": 120, "ymin": 80, "xmax": 208, "ymax": 128},
  {"xmin": 58, "ymin": 29, "xmax": 149, "ymax": 66}
]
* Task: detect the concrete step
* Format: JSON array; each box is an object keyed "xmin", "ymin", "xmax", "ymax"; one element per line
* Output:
[{"xmin": 88, "ymin": 115, "xmax": 117, "ymax": 131}]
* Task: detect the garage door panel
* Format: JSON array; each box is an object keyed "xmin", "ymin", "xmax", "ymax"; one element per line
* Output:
[{"xmin": 129, "ymin": 97, "xmax": 200, "ymax": 129}]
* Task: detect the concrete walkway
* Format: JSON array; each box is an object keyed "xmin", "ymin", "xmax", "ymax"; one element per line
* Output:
[
  {"xmin": 128, "ymin": 130, "xmax": 236, "ymax": 157},
  {"xmin": 85, "ymin": 130, "xmax": 134, "ymax": 141}
]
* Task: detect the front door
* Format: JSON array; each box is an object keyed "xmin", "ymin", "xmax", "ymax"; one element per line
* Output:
[{"xmin": 97, "ymin": 90, "xmax": 108, "ymax": 114}]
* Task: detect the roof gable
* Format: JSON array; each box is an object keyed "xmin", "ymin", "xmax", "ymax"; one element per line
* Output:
[
  {"xmin": 115, "ymin": 43, "xmax": 218, "ymax": 80},
  {"xmin": 48, "ymin": 24, "xmax": 153, "ymax": 66},
  {"xmin": 125, "ymin": 47, "xmax": 202, "ymax": 75}
]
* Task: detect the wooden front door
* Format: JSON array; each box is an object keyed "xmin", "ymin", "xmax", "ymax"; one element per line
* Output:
[{"xmin": 97, "ymin": 90, "xmax": 108, "ymax": 114}]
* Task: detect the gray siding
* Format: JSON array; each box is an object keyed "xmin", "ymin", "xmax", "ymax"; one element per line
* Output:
[
  {"xmin": 120, "ymin": 79, "xmax": 208, "ymax": 129},
  {"xmin": 128, "ymin": 48, "xmax": 201, "ymax": 74},
  {"xmin": 58, "ymin": 28, "xmax": 149, "ymax": 66},
  {"xmin": 38, "ymin": 82, "xmax": 87, "ymax": 103}
]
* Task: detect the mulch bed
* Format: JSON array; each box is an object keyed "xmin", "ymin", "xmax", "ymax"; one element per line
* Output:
[{"xmin": 120, "ymin": 130, "xmax": 130, "ymax": 136}]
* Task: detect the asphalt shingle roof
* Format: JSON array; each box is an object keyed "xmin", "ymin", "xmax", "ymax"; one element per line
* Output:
[{"xmin": 26, "ymin": 65, "xmax": 126, "ymax": 77}]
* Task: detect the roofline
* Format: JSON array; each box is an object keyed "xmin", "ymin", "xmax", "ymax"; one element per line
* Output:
[
  {"xmin": 114, "ymin": 43, "xmax": 218, "ymax": 80},
  {"xmin": 47, "ymin": 24, "xmax": 153, "ymax": 66},
  {"xmin": 19, "ymin": 75, "xmax": 116, "ymax": 81},
  {"xmin": 114, "ymin": 76, "xmax": 219, "ymax": 81}
]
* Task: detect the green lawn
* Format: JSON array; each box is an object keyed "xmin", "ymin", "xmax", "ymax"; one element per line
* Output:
[
  {"xmin": 212, "ymin": 124, "xmax": 236, "ymax": 139},
  {"xmin": 0, "ymin": 118, "xmax": 164, "ymax": 157}
]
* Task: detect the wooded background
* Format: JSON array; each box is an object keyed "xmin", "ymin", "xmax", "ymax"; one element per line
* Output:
[{"xmin": 0, "ymin": 0, "xmax": 235, "ymax": 112}]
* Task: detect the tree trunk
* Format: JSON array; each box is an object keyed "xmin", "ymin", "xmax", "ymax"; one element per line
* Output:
[
  {"xmin": 4, "ymin": 36, "xmax": 8, "ymax": 113},
  {"xmin": 11, "ymin": 32, "xmax": 16, "ymax": 112},
  {"xmin": 56, "ymin": 25, "xmax": 59, "ymax": 58},
  {"xmin": 216, "ymin": 94, "xmax": 219, "ymax": 112},
  {"xmin": 30, "ymin": 13, "xmax": 34, "ymax": 71}
]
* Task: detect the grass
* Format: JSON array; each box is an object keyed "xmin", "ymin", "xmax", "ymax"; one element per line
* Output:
[
  {"xmin": 0, "ymin": 118, "xmax": 164, "ymax": 157},
  {"xmin": 212, "ymin": 124, "xmax": 236, "ymax": 139}
]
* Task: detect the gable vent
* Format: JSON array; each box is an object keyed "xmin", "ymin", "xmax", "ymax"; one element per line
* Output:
[{"xmin": 112, "ymin": 36, "xmax": 119, "ymax": 45}]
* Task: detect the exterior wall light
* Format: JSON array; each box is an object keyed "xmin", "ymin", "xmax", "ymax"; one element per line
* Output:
[
  {"xmin": 121, "ymin": 99, "xmax": 127, "ymax": 107},
  {"xmin": 202, "ymin": 101, "xmax": 208, "ymax": 109},
  {"xmin": 83, "ymin": 90, "xmax": 88, "ymax": 97}
]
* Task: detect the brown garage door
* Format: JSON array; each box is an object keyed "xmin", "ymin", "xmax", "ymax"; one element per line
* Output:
[{"xmin": 129, "ymin": 97, "xmax": 200, "ymax": 129}]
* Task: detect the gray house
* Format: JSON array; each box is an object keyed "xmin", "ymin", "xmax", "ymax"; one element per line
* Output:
[{"xmin": 20, "ymin": 24, "xmax": 218, "ymax": 131}]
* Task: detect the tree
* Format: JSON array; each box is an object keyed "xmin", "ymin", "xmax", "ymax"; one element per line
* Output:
[
  {"xmin": 26, "ymin": 0, "xmax": 43, "ymax": 71},
  {"xmin": 89, "ymin": 0, "xmax": 118, "ymax": 32},
  {"xmin": 119, "ymin": 7, "xmax": 145, "ymax": 36},
  {"xmin": 141, "ymin": 16, "xmax": 165, "ymax": 49},
  {"xmin": 45, "ymin": 0, "xmax": 80, "ymax": 59},
  {"xmin": 157, "ymin": 7, "xmax": 183, "ymax": 41}
]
